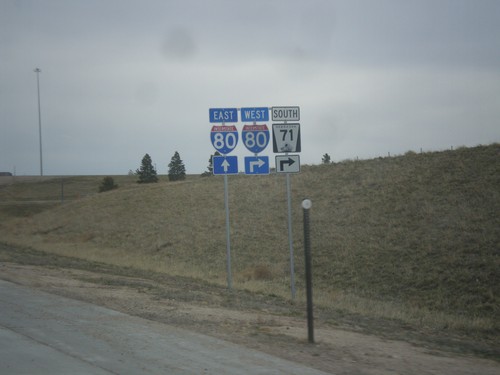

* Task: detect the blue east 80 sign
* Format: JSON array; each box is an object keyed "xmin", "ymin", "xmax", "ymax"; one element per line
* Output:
[
  {"xmin": 210, "ymin": 125, "xmax": 239, "ymax": 155},
  {"xmin": 241, "ymin": 124, "xmax": 270, "ymax": 154}
]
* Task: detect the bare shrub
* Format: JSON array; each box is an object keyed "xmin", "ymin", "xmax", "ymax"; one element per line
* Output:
[{"xmin": 253, "ymin": 264, "xmax": 273, "ymax": 281}]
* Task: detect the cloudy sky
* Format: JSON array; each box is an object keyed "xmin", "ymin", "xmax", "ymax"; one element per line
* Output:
[{"xmin": 1, "ymin": 0, "xmax": 499, "ymax": 175}]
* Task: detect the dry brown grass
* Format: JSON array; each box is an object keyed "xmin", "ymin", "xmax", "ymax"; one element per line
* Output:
[{"xmin": 1, "ymin": 144, "xmax": 499, "ymax": 340}]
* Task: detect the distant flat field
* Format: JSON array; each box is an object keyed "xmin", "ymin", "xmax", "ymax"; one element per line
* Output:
[{"xmin": 0, "ymin": 176, "xmax": 57, "ymax": 185}]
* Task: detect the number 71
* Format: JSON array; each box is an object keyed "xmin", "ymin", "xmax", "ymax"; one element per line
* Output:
[{"xmin": 280, "ymin": 129, "xmax": 294, "ymax": 141}]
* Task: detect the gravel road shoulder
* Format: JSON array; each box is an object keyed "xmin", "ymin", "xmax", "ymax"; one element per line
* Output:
[{"xmin": 1, "ymin": 262, "xmax": 498, "ymax": 375}]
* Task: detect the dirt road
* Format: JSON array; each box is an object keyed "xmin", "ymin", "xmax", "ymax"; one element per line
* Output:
[{"xmin": 0, "ymin": 262, "xmax": 498, "ymax": 375}]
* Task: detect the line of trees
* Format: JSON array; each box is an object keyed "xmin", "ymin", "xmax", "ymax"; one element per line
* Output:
[
  {"xmin": 130, "ymin": 150, "xmax": 334, "ymax": 187},
  {"xmin": 135, "ymin": 151, "xmax": 186, "ymax": 183},
  {"xmin": 200, "ymin": 151, "xmax": 333, "ymax": 177},
  {"xmin": 99, "ymin": 151, "xmax": 335, "ymax": 192}
]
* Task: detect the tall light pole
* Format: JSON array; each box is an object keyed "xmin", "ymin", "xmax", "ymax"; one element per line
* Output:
[{"xmin": 34, "ymin": 68, "xmax": 43, "ymax": 176}]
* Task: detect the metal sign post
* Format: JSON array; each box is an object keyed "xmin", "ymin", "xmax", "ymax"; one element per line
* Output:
[
  {"xmin": 286, "ymin": 171, "xmax": 296, "ymax": 299},
  {"xmin": 223, "ymin": 173, "xmax": 232, "ymax": 290},
  {"xmin": 272, "ymin": 106, "xmax": 301, "ymax": 300},
  {"xmin": 209, "ymin": 105, "xmax": 301, "ymax": 296},
  {"xmin": 210, "ymin": 108, "xmax": 239, "ymax": 290}
]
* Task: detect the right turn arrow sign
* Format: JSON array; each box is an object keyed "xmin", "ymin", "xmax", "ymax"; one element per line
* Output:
[
  {"xmin": 275, "ymin": 155, "xmax": 300, "ymax": 173},
  {"xmin": 279, "ymin": 157, "xmax": 295, "ymax": 170}
]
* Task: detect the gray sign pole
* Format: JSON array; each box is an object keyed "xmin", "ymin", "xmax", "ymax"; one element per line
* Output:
[
  {"xmin": 34, "ymin": 68, "xmax": 43, "ymax": 177},
  {"xmin": 224, "ymin": 173, "xmax": 233, "ymax": 290},
  {"xmin": 286, "ymin": 170, "xmax": 296, "ymax": 299}
]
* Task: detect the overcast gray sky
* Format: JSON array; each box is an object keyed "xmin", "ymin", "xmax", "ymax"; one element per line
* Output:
[{"xmin": 1, "ymin": 0, "xmax": 499, "ymax": 175}]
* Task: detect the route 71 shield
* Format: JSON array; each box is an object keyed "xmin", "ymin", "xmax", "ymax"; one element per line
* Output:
[{"xmin": 272, "ymin": 123, "xmax": 301, "ymax": 153}]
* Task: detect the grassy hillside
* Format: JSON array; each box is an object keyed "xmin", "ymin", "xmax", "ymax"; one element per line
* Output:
[{"xmin": 1, "ymin": 144, "xmax": 499, "ymax": 339}]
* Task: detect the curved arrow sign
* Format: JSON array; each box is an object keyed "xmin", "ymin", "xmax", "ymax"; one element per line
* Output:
[{"xmin": 244, "ymin": 156, "xmax": 269, "ymax": 175}]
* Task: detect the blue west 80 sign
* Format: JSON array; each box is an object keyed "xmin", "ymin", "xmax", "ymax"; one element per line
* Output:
[{"xmin": 241, "ymin": 107, "xmax": 270, "ymax": 155}]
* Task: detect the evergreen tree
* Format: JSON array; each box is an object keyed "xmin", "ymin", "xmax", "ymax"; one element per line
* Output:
[
  {"xmin": 202, "ymin": 151, "xmax": 221, "ymax": 177},
  {"xmin": 322, "ymin": 153, "xmax": 331, "ymax": 164},
  {"xmin": 98, "ymin": 176, "xmax": 118, "ymax": 192},
  {"xmin": 136, "ymin": 153, "xmax": 158, "ymax": 183},
  {"xmin": 168, "ymin": 151, "xmax": 186, "ymax": 181}
]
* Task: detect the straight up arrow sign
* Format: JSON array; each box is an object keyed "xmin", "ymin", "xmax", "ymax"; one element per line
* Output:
[
  {"xmin": 221, "ymin": 158, "xmax": 231, "ymax": 172},
  {"xmin": 214, "ymin": 155, "xmax": 238, "ymax": 175}
]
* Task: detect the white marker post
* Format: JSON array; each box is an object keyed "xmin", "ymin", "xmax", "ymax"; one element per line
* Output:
[{"xmin": 302, "ymin": 198, "xmax": 314, "ymax": 344}]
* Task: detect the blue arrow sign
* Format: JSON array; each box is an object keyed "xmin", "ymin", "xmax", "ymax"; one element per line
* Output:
[
  {"xmin": 244, "ymin": 156, "xmax": 269, "ymax": 175},
  {"xmin": 213, "ymin": 155, "xmax": 238, "ymax": 175},
  {"xmin": 241, "ymin": 107, "xmax": 269, "ymax": 122}
]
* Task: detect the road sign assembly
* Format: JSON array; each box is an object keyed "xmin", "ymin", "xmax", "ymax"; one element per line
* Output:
[
  {"xmin": 244, "ymin": 156, "xmax": 269, "ymax": 175},
  {"xmin": 208, "ymin": 105, "xmax": 301, "ymax": 296},
  {"xmin": 275, "ymin": 155, "xmax": 300, "ymax": 173},
  {"xmin": 272, "ymin": 123, "xmax": 301, "ymax": 153},
  {"xmin": 213, "ymin": 155, "xmax": 239, "ymax": 175}
]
